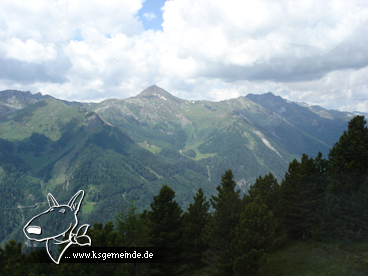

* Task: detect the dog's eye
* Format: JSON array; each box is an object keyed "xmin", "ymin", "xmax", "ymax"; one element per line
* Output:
[{"xmin": 59, "ymin": 209, "xmax": 66, "ymax": 214}]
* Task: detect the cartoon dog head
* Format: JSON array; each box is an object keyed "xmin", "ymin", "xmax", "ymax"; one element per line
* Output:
[
  {"xmin": 23, "ymin": 190, "xmax": 90, "ymax": 264},
  {"xmin": 24, "ymin": 191, "xmax": 84, "ymax": 241}
]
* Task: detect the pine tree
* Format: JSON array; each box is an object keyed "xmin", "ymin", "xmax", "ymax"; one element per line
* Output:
[
  {"xmin": 182, "ymin": 188, "xmax": 210, "ymax": 267},
  {"xmin": 146, "ymin": 185, "xmax": 183, "ymax": 276},
  {"xmin": 0, "ymin": 240, "xmax": 28, "ymax": 276},
  {"xmin": 87, "ymin": 221, "xmax": 119, "ymax": 247},
  {"xmin": 115, "ymin": 200, "xmax": 150, "ymax": 247},
  {"xmin": 279, "ymin": 158, "xmax": 304, "ymax": 238},
  {"xmin": 326, "ymin": 116, "xmax": 368, "ymax": 239},
  {"xmin": 115, "ymin": 200, "xmax": 150, "ymax": 276},
  {"xmin": 279, "ymin": 153, "xmax": 328, "ymax": 239},
  {"xmin": 310, "ymin": 152, "xmax": 329, "ymax": 238},
  {"xmin": 248, "ymin": 172, "xmax": 280, "ymax": 216},
  {"xmin": 231, "ymin": 196, "xmax": 278, "ymax": 276},
  {"xmin": 202, "ymin": 169, "xmax": 242, "ymax": 276}
]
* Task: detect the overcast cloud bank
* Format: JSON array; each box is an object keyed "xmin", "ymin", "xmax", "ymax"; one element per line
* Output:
[{"xmin": 0, "ymin": 0, "xmax": 367, "ymax": 112}]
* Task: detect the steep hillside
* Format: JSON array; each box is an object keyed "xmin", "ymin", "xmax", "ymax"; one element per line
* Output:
[
  {"xmin": 84, "ymin": 85, "xmax": 335, "ymax": 187},
  {"xmin": 0, "ymin": 90, "xmax": 49, "ymax": 120},
  {"xmin": 246, "ymin": 92, "xmax": 350, "ymax": 151},
  {"xmin": 0, "ymin": 94, "xmax": 215, "ymax": 245},
  {"xmin": 0, "ymin": 87, "xmax": 355, "ymax": 246}
]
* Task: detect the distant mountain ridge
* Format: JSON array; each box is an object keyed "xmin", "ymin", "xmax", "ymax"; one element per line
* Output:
[
  {"xmin": 0, "ymin": 85, "xmax": 356, "ymax": 181},
  {"xmin": 245, "ymin": 92, "xmax": 351, "ymax": 147},
  {"xmin": 0, "ymin": 90, "xmax": 50, "ymax": 117},
  {"xmin": 0, "ymin": 89, "xmax": 83, "ymax": 118},
  {"xmin": 0, "ymin": 85, "xmax": 357, "ymax": 246},
  {"xmin": 75, "ymin": 85, "xmax": 356, "ymax": 187}
]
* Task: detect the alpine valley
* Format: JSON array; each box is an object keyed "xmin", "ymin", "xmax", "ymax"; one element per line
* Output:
[{"xmin": 0, "ymin": 85, "xmax": 362, "ymax": 245}]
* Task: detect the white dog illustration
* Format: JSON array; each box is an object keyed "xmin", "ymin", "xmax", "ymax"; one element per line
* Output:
[{"xmin": 23, "ymin": 190, "xmax": 91, "ymax": 264}]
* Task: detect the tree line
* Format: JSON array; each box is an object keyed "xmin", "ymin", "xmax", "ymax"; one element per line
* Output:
[{"xmin": 1, "ymin": 115, "xmax": 367, "ymax": 276}]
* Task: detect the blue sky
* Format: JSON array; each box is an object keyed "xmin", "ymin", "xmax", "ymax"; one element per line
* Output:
[
  {"xmin": 138, "ymin": 0, "xmax": 167, "ymax": 31},
  {"xmin": 0, "ymin": 0, "xmax": 368, "ymax": 112}
]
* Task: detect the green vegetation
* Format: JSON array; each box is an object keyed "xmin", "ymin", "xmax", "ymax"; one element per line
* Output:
[
  {"xmin": 202, "ymin": 169, "xmax": 242, "ymax": 275},
  {"xmin": 0, "ymin": 98, "xmax": 85, "ymax": 141},
  {"xmin": 0, "ymin": 89, "xmax": 367, "ymax": 275},
  {"xmin": 177, "ymin": 238, "xmax": 368, "ymax": 276},
  {"xmin": 145, "ymin": 185, "xmax": 183, "ymax": 275},
  {"xmin": 260, "ymin": 238, "xmax": 368, "ymax": 276},
  {"xmin": 183, "ymin": 148, "xmax": 196, "ymax": 159},
  {"xmin": 279, "ymin": 152, "xmax": 328, "ymax": 239},
  {"xmin": 181, "ymin": 188, "xmax": 210, "ymax": 267},
  {"xmin": 81, "ymin": 203, "xmax": 94, "ymax": 214},
  {"xmin": 231, "ymin": 195, "xmax": 278, "ymax": 276},
  {"xmin": 137, "ymin": 141, "xmax": 162, "ymax": 154},
  {"xmin": 326, "ymin": 115, "xmax": 368, "ymax": 239}
]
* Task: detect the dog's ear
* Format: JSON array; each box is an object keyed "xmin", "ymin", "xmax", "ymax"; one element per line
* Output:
[
  {"xmin": 47, "ymin": 193, "xmax": 59, "ymax": 208},
  {"xmin": 68, "ymin": 190, "xmax": 84, "ymax": 214}
]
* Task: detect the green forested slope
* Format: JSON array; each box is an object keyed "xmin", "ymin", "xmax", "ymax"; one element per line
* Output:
[
  {"xmin": 0, "ymin": 96, "xmax": 215, "ymax": 246},
  {"xmin": 0, "ymin": 87, "xmax": 356, "ymax": 249}
]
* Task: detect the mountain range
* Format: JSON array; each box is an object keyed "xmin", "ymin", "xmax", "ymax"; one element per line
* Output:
[{"xmin": 0, "ymin": 85, "xmax": 359, "ymax": 245}]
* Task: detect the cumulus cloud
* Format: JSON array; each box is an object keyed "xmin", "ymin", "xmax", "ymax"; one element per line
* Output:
[
  {"xmin": 143, "ymin": 12, "xmax": 156, "ymax": 20},
  {"xmin": 0, "ymin": 38, "xmax": 57, "ymax": 63},
  {"xmin": 0, "ymin": 59, "xmax": 71, "ymax": 84},
  {"xmin": 0, "ymin": 0, "xmax": 367, "ymax": 111}
]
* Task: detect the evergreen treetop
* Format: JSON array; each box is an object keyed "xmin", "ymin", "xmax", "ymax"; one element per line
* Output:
[
  {"xmin": 231, "ymin": 195, "xmax": 278, "ymax": 276},
  {"xmin": 146, "ymin": 184, "xmax": 183, "ymax": 275},
  {"xmin": 326, "ymin": 116, "xmax": 368, "ymax": 238},
  {"xmin": 248, "ymin": 172, "xmax": 280, "ymax": 215},
  {"xmin": 182, "ymin": 188, "xmax": 210, "ymax": 266},
  {"xmin": 203, "ymin": 169, "xmax": 242, "ymax": 276}
]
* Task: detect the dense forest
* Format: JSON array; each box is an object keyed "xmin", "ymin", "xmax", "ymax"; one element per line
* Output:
[{"xmin": 1, "ymin": 115, "xmax": 367, "ymax": 275}]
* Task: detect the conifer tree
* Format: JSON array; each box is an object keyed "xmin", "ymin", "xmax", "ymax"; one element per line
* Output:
[
  {"xmin": 202, "ymin": 169, "xmax": 241, "ymax": 276},
  {"xmin": 87, "ymin": 221, "xmax": 119, "ymax": 247},
  {"xmin": 231, "ymin": 196, "xmax": 278, "ymax": 276},
  {"xmin": 279, "ymin": 153, "xmax": 328, "ymax": 239},
  {"xmin": 279, "ymin": 158, "xmax": 303, "ymax": 238},
  {"xmin": 310, "ymin": 151, "xmax": 329, "ymax": 237},
  {"xmin": 115, "ymin": 200, "xmax": 150, "ymax": 247},
  {"xmin": 0, "ymin": 240, "xmax": 28, "ymax": 276},
  {"xmin": 115, "ymin": 200, "xmax": 150, "ymax": 276},
  {"xmin": 326, "ymin": 116, "xmax": 368, "ymax": 239},
  {"xmin": 182, "ymin": 188, "xmax": 210, "ymax": 266},
  {"xmin": 146, "ymin": 185, "xmax": 183, "ymax": 275},
  {"xmin": 248, "ymin": 172, "xmax": 280, "ymax": 216}
]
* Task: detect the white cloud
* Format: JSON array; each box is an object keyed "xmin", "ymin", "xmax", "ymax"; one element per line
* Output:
[
  {"xmin": 0, "ymin": 38, "xmax": 57, "ymax": 63},
  {"xmin": 143, "ymin": 12, "xmax": 156, "ymax": 20},
  {"xmin": 0, "ymin": 0, "xmax": 368, "ymax": 112},
  {"xmin": 0, "ymin": 0, "xmax": 144, "ymax": 42}
]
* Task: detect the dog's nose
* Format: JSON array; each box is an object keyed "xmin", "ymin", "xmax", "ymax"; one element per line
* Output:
[{"xmin": 26, "ymin": 226, "xmax": 42, "ymax": 235}]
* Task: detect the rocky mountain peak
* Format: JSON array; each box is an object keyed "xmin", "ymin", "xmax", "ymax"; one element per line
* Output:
[
  {"xmin": 138, "ymin": 85, "xmax": 170, "ymax": 97},
  {"xmin": 0, "ymin": 90, "xmax": 49, "ymax": 101},
  {"xmin": 0, "ymin": 90, "xmax": 51, "ymax": 116},
  {"xmin": 136, "ymin": 85, "xmax": 183, "ymax": 105}
]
